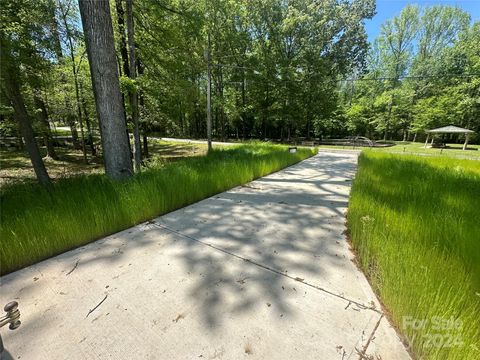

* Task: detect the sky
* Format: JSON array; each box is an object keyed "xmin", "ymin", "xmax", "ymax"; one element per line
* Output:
[{"xmin": 365, "ymin": 0, "xmax": 480, "ymax": 42}]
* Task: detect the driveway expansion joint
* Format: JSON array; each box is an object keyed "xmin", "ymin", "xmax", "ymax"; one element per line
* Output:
[{"xmin": 151, "ymin": 221, "xmax": 382, "ymax": 315}]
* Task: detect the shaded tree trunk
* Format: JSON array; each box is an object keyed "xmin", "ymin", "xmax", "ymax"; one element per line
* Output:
[
  {"xmin": 67, "ymin": 112, "xmax": 81, "ymax": 149},
  {"xmin": 59, "ymin": 0, "xmax": 87, "ymax": 163},
  {"xmin": 79, "ymin": 0, "xmax": 132, "ymax": 179},
  {"xmin": 33, "ymin": 94, "xmax": 58, "ymax": 159},
  {"xmin": 126, "ymin": 0, "xmax": 142, "ymax": 171},
  {"xmin": 115, "ymin": 0, "xmax": 130, "ymax": 77},
  {"xmin": 384, "ymin": 93, "xmax": 394, "ymax": 141},
  {"xmin": 78, "ymin": 81, "xmax": 96, "ymax": 156},
  {"xmin": 47, "ymin": 0, "xmax": 63, "ymax": 59},
  {"xmin": 137, "ymin": 60, "xmax": 148, "ymax": 158},
  {"xmin": 1, "ymin": 55, "xmax": 50, "ymax": 185},
  {"xmin": 115, "ymin": 0, "xmax": 134, "ymax": 159}
]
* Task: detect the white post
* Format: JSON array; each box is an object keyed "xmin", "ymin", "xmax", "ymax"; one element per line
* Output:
[
  {"xmin": 463, "ymin": 134, "xmax": 469, "ymax": 150},
  {"xmin": 424, "ymin": 133, "xmax": 429, "ymax": 148}
]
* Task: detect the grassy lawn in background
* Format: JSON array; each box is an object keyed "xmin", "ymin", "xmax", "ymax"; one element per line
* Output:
[
  {"xmin": 316, "ymin": 141, "xmax": 480, "ymax": 159},
  {"xmin": 0, "ymin": 143, "xmax": 316, "ymax": 274},
  {"xmin": 0, "ymin": 140, "xmax": 209, "ymax": 186},
  {"xmin": 348, "ymin": 151, "xmax": 480, "ymax": 360},
  {"xmin": 374, "ymin": 141, "xmax": 480, "ymax": 159}
]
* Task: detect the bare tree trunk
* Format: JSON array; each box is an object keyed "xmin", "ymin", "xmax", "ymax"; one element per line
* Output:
[
  {"xmin": 126, "ymin": 0, "xmax": 142, "ymax": 171},
  {"xmin": 142, "ymin": 131, "xmax": 149, "ymax": 158},
  {"xmin": 218, "ymin": 69, "xmax": 225, "ymax": 141},
  {"xmin": 115, "ymin": 0, "xmax": 134, "ymax": 159},
  {"xmin": 115, "ymin": 0, "xmax": 130, "ymax": 77},
  {"xmin": 33, "ymin": 94, "xmax": 58, "ymax": 159},
  {"xmin": 137, "ymin": 61, "xmax": 148, "ymax": 158},
  {"xmin": 1, "ymin": 60, "xmax": 50, "ymax": 185},
  {"xmin": 206, "ymin": 31, "xmax": 212, "ymax": 151},
  {"xmin": 241, "ymin": 74, "xmax": 246, "ymax": 140},
  {"xmin": 48, "ymin": 0, "xmax": 63, "ymax": 59},
  {"xmin": 384, "ymin": 93, "xmax": 394, "ymax": 141},
  {"xmin": 78, "ymin": 80, "xmax": 96, "ymax": 156},
  {"xmin": 79, "ymin": 0, "xmax": 132, "ymax": 179},
  {"xmin": 66, "ymin": 111, "xmax": 81, "ymax": 149},
  {"xmin": 59, "ymin": 1, "xmax": 88, "ymax": 163}
]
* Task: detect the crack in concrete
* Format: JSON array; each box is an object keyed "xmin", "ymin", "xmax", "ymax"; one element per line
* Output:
[
  {"xmin": 150, "ymin": 221, "xmax": 382, "ymax": 314},
  {"xmin": 356, "ymin": 313, "xmax": 384, "ymax": 359}
]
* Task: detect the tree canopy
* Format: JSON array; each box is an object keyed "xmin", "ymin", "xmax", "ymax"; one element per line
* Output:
[{"xmin": 1, "ymin": 0, "xmax": 479, "ymax": 183}]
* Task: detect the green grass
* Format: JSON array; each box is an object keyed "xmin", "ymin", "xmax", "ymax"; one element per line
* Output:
[
  {"xmin": 317, "ymin": 141, "xmax": 480, "ymax": 159},
  {"xmin": 374, "ymin": 141, "xmax": 480, "ymax": 159},
  {"xmin": 0, "ymin": 143, "xmax": 316, "ymax": 275},
  {"xmin": 348, "ymin": 151, "xmax": 480, "ymax": 359}
]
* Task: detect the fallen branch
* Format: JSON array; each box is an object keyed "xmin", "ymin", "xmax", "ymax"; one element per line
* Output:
[
  {"xmin": 66, "ymin": 259, "xmax": 79, "ymax": 276},
  {"xmin": 85, "ymin": 294, "xmax": 108, "ymax": 318}
]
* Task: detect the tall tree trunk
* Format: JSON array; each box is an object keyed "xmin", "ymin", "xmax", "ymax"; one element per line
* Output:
[
  {"xmin": 142, "ymin": 131, "xmax": 149, "ymax": 158},
  {"xmin": 115, "ymin": 0, "xmax": 134, "ymax": 159},
  {"xmin": 206, "ymin": 31, "xmax": 212, "ymax": 151},
  {"xmin": 218, "ymin": 69, "xmax": 225, "ymax": 141},
  {"xmin": 66, "ymin": 111, "xmax": 81, "ymax": 149},
  {"xmin": 78, "ymin": 80, "xmax": 96, "ymax": 156},
  {"xmin": 79, "ymin": 0, "xmax": 133, "ymax": 179},
  {"xmin": 58, "ymin": 1, "xmax": 87, "ymax": 163},
  {"xmin": 33, "ymin": 94, "xmax": 58, "ymax": 159},
  {"xmin": 241, "ymin": 74, "xmax": 246, "ymax": 140},
  {"xmin": 116, "ymin": 54, "xmax": 133, "ymax": 158},
  {"xmin": 137, "ymin": 62, "xmax": 148, "ymax": 158},
  {"xmin": 1, "ymin": 56, "xmax": 50, "ymax": 185},
  {"xmin": 48, "ymin": 0, "xmax": 63, "ymax": 59},
  {"xmin": 126, "ymin": 0, "xmax": 142, "ymax": 171},
  {"xmin": 82, "ymin": 101, "xmax": 96, "ymax": 156},
  {"xmin": 115, "ymin": 0, "xmax": 130, "ymax": 77}
]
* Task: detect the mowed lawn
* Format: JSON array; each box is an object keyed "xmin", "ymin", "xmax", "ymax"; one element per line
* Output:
[
  {"xmin": 375, "ymin": 142, "xmax": 480, "ymax": 160},
  {"xmin": 348, "ymin": 151, "xmax": 480, "ymax": 360}
]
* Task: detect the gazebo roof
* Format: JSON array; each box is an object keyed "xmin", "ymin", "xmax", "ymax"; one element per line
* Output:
[{"xmin": 426, "ymin": 125, "xmax": 474, "ymax": 134}]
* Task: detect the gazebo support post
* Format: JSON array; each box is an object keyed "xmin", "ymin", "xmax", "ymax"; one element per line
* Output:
[
  {"xmin": 463, "ymin": 134, "xmax": 469, "ymax": 150},
  {"xmin": 424, "ymin": 134, "xmax": 429, "ymax": 148}
]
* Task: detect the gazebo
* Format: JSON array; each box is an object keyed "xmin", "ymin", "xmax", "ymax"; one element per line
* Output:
[{"xmin": 424, "ymin": 125, "xmax": 475, "ymax": 150}]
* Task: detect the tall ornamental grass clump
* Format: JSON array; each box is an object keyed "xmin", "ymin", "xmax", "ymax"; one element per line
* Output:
[
  {"xmin": 348, "ymin": 151, "xmax": 480, "ymax": 360},
  {"xmin": 1, "ymin": 143, "xmax": 316, "ymax": 274}
]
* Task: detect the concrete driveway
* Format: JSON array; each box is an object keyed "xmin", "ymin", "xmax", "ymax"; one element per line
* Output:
[{"xmin": 0, "ymin": 151, "xmax": 410, "ymax": 359}]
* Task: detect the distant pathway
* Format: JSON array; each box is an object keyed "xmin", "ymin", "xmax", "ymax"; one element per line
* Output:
[
  {"xmin": 0, "ymin": 151, "xmax": 410, "ymax": 359},
  {"xmin": 158, "ymin": 137, "xmax": 237, "ymax": 147}
]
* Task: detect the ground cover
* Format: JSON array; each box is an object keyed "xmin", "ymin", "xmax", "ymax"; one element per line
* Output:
[
  {"xmin": 0, "ymin": 143, "xmax": 316, "ymax": 274},
  {"xmin": 0, "ymin": 140, "xmax": 208, "ymax": 186},
  {"xmin": 348, "ymin": 151, "xmax": 480, "ymax": 359},
  {"xmin": 317, "ymin": 141, "xmax": 480, "ymax": 160}
]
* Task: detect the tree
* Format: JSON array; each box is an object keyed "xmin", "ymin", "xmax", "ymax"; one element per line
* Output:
[
  {"xmin": 57, "ymin": 0, "xmax": 88, "ymax": 162},
  {"xmin": 0, "ymin": 0, "xmax": 55, "ymax": 185},
  {"xmin": 377, "ymin": 5, "xmax": 419, "ymax": 139},
  {"xmin": 1, "ymin": 38, "xmax": 51, "ymax": 185},
  {"xmin": 344, "ymin": 5, "xmax": 477, "ymax": 142},
  {"xmin": 78, "ymin": 0, "xmax": 132, "ymax": 179},
  {"xmin": 126, "ymin": 0, "xmax": 142, "ymax": 170}
]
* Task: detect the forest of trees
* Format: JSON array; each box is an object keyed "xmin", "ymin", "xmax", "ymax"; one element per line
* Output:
[
  {"xmin": 342, "ymin": 4, "xmax": 480, "ymax": 142},
  {"xmin": 1, "ymin": 0, "xmax": 479, "ymax": 182}
]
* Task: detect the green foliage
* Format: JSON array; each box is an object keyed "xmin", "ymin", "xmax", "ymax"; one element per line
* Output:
[
  {"xmin": 0, "ymin": 144, "xmax": 316, "ymax": 274},
  {"xmin": 348, "ymin": 152, "xmax": 480, "ymax": 359},
  {"xmin": 342, "ymin": 5, "xmax": 479, "ymax": 142},
  {"xmin": 133, "ymin": 0, "xmax": 374, "ymax": 139}
]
